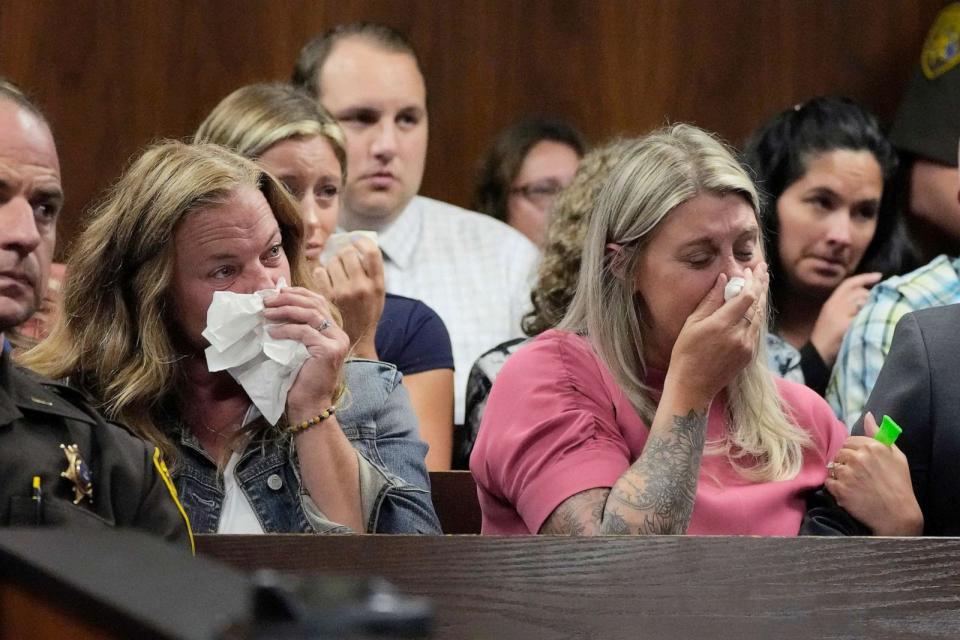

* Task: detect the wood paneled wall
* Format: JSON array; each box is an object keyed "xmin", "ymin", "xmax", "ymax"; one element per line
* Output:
[{"xmin": 0, "ymin": 0, "xmax": 944, "ymax": 256}]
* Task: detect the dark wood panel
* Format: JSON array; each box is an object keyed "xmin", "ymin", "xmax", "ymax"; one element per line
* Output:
[
  {"xmin": 198, "ymin": 534, "xmax": 960, "ymax": 639},
  {"xmin": 429, "ymin": 470, "xmax": 481, "ymax": 534},
  {"xmin": 0, "ymin": 0, "xmax": 944, "ymax": 257}
]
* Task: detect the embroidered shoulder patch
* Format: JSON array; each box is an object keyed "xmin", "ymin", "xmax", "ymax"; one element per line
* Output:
[{"xmin": 922, "ymin": 3, "xmax": 960, "ymax": 79}]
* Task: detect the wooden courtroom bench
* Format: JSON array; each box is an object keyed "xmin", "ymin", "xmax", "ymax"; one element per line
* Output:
[
  {"xmin": 429, "ymin": 470, "xmax": 481, "ymax": 534},
  {"xmin": 198, "ymin": 534, "xmax": 960, "ymax": 639}
]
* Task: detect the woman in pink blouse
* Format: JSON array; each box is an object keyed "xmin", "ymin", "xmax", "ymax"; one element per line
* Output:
[{"xmin": 470, "ymin": 124, "xmax": 920, "ymax": 536}]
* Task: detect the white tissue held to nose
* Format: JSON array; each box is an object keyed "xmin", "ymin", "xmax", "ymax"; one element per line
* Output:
[
  {"xmin": 201, "ymin": 277, "xmax": 309, "ymax": 425},
  {"xmin": 318, "ymin": 230, "xmax": 379, "ymax": 265},
  {"xmin": 724, "ymin": 277, "xmax": 746, "ymax": 302}
]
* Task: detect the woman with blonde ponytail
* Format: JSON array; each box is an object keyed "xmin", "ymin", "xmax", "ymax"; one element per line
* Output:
[{"xmin": 472, "ymin": 124, "xmax": 865, "ymax": 536}]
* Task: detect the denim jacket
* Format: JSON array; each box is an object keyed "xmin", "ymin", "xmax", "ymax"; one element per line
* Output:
[{"xmin": 173, "ymin": 360, "xmax": 441, "ymax": 534}]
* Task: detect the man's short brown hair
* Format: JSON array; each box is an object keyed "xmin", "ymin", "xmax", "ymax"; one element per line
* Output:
[{"xmin": 291, "ymin": 22, "xmax": 423, "ymax": 97}]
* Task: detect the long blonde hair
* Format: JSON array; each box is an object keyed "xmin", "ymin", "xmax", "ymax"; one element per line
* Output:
[
  {"xmin": 20, "ymin": 141, "xmax": 324, "ymax": 464},
  {"xmin": 559, "ymin": 124, "xmax": 810, "ymax": 482},
  {"xmin": 523, "ymin": 138, "xmax": 640, "ymax": 336},
  {"xmin": 194, "ymin": 82, "xmax": 346, "ymax": 183}
]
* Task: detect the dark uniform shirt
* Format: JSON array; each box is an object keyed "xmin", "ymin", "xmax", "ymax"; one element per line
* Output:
[{"xmin": 0, "ymin": 348, "xmax": 192, "ymax": 549}]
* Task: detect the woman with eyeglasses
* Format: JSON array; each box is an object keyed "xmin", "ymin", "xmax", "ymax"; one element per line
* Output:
[{"xmin": 473, "ymin": 117, "xmax": 586, "ymax": 248}]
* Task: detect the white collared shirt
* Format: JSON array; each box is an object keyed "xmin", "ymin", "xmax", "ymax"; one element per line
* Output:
[{"xmin": 378, "ymin": 196, "xmax": 539, "ymax": 423}]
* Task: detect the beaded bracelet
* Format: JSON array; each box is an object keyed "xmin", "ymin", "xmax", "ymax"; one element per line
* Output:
[{"xmin": 286, "ymin": 406, "xmax": 337, "ymax": 435}]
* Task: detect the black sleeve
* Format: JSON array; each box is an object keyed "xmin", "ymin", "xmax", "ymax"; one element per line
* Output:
[
  {"xmin": 133, "ymin": 445, "xmax": 193, "ymax": 551},
  {"xmin": 799, "ymin": 487, "xmax": 871, "ymax": 536},
  {"xmin": 376, "ymin": 296, "xmax": 454, "ymax": 375},
  {"xmin": 798, "ymin": 342, "xmax": 831, "ymax": 396}
]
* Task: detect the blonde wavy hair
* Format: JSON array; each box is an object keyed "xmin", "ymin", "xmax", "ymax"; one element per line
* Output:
[
  {"xmin": 194, "ymin": 82, "xmax": 346, "ymax": 183},
  {"xmin": 559, "ymin": 124, "xmax": 811, "ymax": 482},
  {"xmin": 20, "ymin": 141, "xmax": 335, "ymax": 464},
  {"xmin": 523, "ymin": 138, "xmax": 640, "ymax": 336}
]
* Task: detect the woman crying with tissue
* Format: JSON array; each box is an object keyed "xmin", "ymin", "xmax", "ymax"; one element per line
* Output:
[
  {"xmin": 471, "ymin": 124, "xmax": 919, "ymax": 536},
  {"xmin": 21, "ymin": 141, "xmax": 441, "ymax": 534},
  {"xmin": 194, "ymin": 83, "xmax": 454, "ymax": 471}
]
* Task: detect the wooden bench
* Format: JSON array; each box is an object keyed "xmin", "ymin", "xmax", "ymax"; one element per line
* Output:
[
  {"xmin": 197, "ymin": 534, "xmax": 960, "ymax": 639},
  {"xmin": 429, "ymin": 470, "xmax": 481, "ymax": 534}
]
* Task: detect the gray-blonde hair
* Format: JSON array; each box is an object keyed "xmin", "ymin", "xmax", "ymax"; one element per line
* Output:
[
  {"xmin": 194, "ymin": 82, "xmax": 346, "ymax": 183},
  {"xmin": 559, "ymin": 124, "xmax": 810, "ymax": 482}
]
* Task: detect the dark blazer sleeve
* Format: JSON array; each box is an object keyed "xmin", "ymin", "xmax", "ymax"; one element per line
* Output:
[
  {"xmin": 854, "ymin": 311, "xmax": 934, "ymax": 532},
  {"xmin": 799, "ymin": 487, "xmax": 870, "ymax": 536}
]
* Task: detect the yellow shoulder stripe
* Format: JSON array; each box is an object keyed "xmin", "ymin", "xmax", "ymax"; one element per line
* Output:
[{"xmin": 152, "ymin": 447, "xmax": 195, "ymax": 555}]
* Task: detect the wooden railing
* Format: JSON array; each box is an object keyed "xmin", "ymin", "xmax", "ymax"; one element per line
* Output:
[{"xmin": 197, "ymin": 534, "xmax": 960, "ymax": 639}]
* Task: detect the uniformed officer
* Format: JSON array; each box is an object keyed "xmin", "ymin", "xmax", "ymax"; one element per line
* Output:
[
  {"xmin": 0, "ymin": 78, "xmax": 192, "ymax": 548},
  {"xmin": 888, "ymin": 2, "xmax": 960, "ymax": 264}
]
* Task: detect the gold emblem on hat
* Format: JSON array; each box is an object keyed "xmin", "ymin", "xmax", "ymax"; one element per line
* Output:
[
  {"xmin": 60, "ymin": 443, "xmax": 93, "ymax": 505},
  {"xmin": 922, "ymin": 3, "xmax": 960, "ymax": 79}
]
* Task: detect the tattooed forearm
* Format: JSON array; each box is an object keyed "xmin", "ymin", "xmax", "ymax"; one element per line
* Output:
[
  {"xmin": 539, "ymin": 488, "xmax": 609, "ymax": 535},
  {"xmin": 536, "ymin": 410, "xmax": 707, "ymax": 536},
  {"xmin": 602, "ymin": 409, "xmax": 707, "ymax": 535}
]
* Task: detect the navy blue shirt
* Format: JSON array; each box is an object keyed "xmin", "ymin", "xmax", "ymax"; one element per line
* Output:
[{"xmin": 375, "ymin": 293, "xmax": 454, "ymax": 375}]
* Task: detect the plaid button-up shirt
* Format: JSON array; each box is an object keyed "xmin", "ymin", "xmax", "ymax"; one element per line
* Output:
[{"xmin": 827, "ymin": 254, "xmax": 960, "ymax": 429}]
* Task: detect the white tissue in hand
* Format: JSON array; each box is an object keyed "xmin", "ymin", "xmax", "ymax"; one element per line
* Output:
[
  {"xmin": 724, "ymin": 277, "xmax": 746, "ymax": 302},
  {"xmin": 201, "ymin": 278, "xmax": 309, "ymax": 425},
  {"xmin": 318, "ymin": 230, "xmax": 378, "ymax": 265}
]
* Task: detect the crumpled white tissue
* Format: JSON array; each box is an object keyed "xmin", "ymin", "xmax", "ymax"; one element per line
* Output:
[
  {"xmin": 202, "ymin": 278, "xmax": 308, "ymax": 425},
  {"xmin": 317, "ymin": 230, "xmax": 378, "ymax": 265}
]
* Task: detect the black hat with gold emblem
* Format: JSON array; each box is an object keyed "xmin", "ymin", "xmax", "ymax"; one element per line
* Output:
[{"xmin": 890, "ymin": 3, "xmax": 960, "ymax": 167}]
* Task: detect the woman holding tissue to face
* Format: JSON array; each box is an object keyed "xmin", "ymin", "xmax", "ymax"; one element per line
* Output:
[
  {"xmin": 472, "ymin": 124, "xmax": 888, "ymax": 536},
  {"xmin": 742, "ymin": 97, "xmax": 905, "ymax": 396},
  {"xmin": 22, "ymin": 141, "xmax": 440, "ymax": 534},
  {"xmin": 195, "ymin": 83, "xmax": 454, "ymax": 470}
]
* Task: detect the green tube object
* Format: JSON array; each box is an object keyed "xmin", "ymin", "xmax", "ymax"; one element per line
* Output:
[{"xmin": 874, "ymin": 415, "xmax": 902, "ymax": 447}]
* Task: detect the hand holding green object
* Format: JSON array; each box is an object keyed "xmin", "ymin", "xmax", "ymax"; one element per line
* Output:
[{"xmin": 874, "ymin": 415, "xmax": 902, "ymax": 447}]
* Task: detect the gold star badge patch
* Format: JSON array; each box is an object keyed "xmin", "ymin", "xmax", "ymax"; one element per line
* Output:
[{"xmin": 60, "ymin": 443, "xmax": 93, "ymax": 505}]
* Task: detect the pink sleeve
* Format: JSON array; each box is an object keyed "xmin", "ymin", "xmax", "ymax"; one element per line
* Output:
[
  {"xmin": 776, "ymin": 378, "xmax": 848, "ymax": 463},
  {"xmin": 472, "ymin": 333, "xmax": 632, "ymax": 533}
]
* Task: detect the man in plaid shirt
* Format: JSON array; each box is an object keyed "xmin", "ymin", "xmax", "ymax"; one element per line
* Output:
[{"xmin": 828, "ymin": 4, "xmax": 960, "ymax": 428}]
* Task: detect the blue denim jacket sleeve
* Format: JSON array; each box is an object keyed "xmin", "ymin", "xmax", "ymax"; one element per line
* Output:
[{"xmin": 340, "ymin": 360, "xmax": 441, "ymax": 534}]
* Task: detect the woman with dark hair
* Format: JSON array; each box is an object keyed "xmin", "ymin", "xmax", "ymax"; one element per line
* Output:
[
  {"xmin": 473, "ymin": 117, "xmax": 586, "ymax": 247},
  {"xmin": 743, "ymin": 97, "xmax": 908, "ymax": 395}
]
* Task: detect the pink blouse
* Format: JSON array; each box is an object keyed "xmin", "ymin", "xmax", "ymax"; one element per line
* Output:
[{"xmin": 470, "ymin": 329, "xmax": 847, "ymax": 535}]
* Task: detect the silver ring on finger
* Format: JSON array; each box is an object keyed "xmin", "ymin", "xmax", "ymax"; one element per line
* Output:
[
  {"xmin": 826, "ymin": 461, "xmax": 838, "ymax": 480},
  {"xmin": 315, "ymin": 318, "xmax": 331, "ymax": 332}
]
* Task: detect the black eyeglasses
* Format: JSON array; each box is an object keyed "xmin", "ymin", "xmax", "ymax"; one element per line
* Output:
[{"xmin": 510, "ymin": 179, "xmax": 566, "ymax": 210}]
